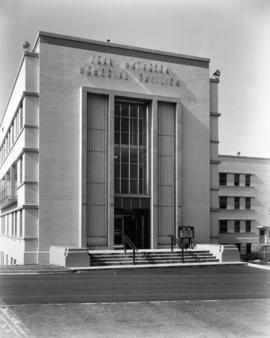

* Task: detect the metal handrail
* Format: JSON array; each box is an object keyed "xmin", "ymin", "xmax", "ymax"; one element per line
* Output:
[
  {"xmin": 168, "ymin": 234, "xmax": 197, "ymax": 263},
  {"xmin": 253, "ymin": 238, "xmax": 270, "ymax": 252},
  {"xmin": 122, "ymin": 235, "xmax": 138, "ymax": 265}
]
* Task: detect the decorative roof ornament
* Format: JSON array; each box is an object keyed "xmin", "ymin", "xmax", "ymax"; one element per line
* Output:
[
  {"xmin": 22, "ymin": 41, "xmax": 31, "ymax": 51},
  {"xmin": 213, "ymin": 69, "xmax": 221, "ymax": 79}
]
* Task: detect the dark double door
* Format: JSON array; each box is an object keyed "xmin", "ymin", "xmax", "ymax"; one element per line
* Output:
[{"xmin": 114, "ymin": 212, "xmax": 150, "ymax": 249}]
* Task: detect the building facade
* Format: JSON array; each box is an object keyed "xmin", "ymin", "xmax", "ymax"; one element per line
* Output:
[
  {"xmin": 0, "ymin": 31, "xmax": 220, "ymax": 265},
  {"xmin": 216, "ymin": 155, "xmax": 270, "ymax": 254}
]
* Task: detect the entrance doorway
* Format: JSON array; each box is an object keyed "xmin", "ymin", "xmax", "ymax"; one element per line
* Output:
[{"xmin": 114, "ymin": 212, "xmax": 150, "ymax": 249}]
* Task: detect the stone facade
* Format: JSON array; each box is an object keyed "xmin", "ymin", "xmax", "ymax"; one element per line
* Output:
[{"xmin": 0, "ymin": 32, "xmax": 218, "ymax": 265}]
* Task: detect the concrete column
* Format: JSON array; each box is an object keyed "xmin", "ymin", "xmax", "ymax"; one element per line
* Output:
[
  {"xmin": 176, "ymin": 102, "xmax": 182, "ymax": 235},
  {"xmin": 210, "ymin": 78, "xmax": 220, "ymax": 242},
  {"xmin": 151, "ymin": 100, "xmax": 158, "ymax": 249},
  {"xmin": 108, "ymin": 94, "xmax": 114, "ymax": 249}
]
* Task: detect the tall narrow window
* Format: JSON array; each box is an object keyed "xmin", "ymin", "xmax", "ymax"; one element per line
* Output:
[
  {"xmin": 114, "ymin": 100, "xmax": 147, "ymax": 195},
  {"xmin": 245, "ymin": 174, "xmax": 251, "ymax": 187},
  {"xmin": 219, "ymin": 173, "xmax": 227, "ymax": 186},
  {"xmin": 219, "ymin": 220, "xmax": 228, "ymax": 233},
  {"xmin": 219, "ymin": 196, "xmax": 227, "ymax": 209},
  {"xmin": 245, "ymin": 197, "xmax": 251, "ymax": 210},
  {"xmin": 234, "ymin": 174, "xmax": 240, "ymax": 186},
  {"xmin": 234, "ymin": 197, "xmax": 240, "ymax": 209},
  {"xmin": 19, "ymin": 103, "xmax": 23, "ymax": 131},
  {"xmin": 19, "ymin": 157, "xmax": 23, "ymax": 183},
  {"xmin": 245, "ymin": 220, "xmax": 251, "ymax": 232},
  {"xmin": 234, "ymin": 220, "xmax": 240, "ymax": 233},
  {"xmin": 19, "ymin": 210, "xmax": 23, "ymax": 237}
]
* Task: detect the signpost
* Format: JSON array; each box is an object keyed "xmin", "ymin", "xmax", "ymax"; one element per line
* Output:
[{"xmin": 178, "ymin": 226, "xmax": 195, "ymax": 263}]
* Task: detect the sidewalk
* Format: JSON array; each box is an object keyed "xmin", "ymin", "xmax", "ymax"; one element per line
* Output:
[
  {"xmin": 0, "ymin": 264, "xmax": 70, "ymax": 274},
  {"xmin": 0, "ymin": 261, "xmax": 247, "ymax": 274}
]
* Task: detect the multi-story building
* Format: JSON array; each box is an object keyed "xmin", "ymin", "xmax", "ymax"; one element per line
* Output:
[
  {"xmin": 216, "ymin": 155, "xmax": 270, "ymax": 254},
  {"xmin": 0, "ymin": 31, "xmax": 221, "ymax": 265}
]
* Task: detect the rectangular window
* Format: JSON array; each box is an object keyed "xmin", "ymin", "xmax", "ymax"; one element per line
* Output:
[
  {"xmin": 219, "ymin": 196, "xmax": 227, "ymax": 209},
  {"xmin": 245, "ymin": 220, "xmax": 251, "ymax": 232},
  {"xmin": 234, "ymin": 197, "xmax": 240, "ymax": 209},
  {"xmin": 114, "ymin": 100, "xmax": 147, "ymax": 195},
  {"xmin": 19, "ymin": 157, "xmax": 23, "ymax": 183},
  {"xmin": 219, "ymin": 173, "xmax": 227, "ymax": 186},
  {"xmin": 219, "ymin": 220, "xmax": 228, "ymax": 233},
  {"xmin": 245, "ymin": 197, "xmax": 251, "ymax": 210},
  {"xmin": 234, "ymin": 220, "xmax": 240, "ymax": 233},
  {"xmin": 19, "ymin": 210, "xmax": 23, "ymax": 237},
  {"xmin": 19, "ymin": 103, "xmax": 23, "ymax": 131},
  {"xmin": 234, "ymin": 174, "xmax": 240, "ymax": 186},
  {"xmin": 245, "ymin": 174, "xmax": 251, "ymax": 187}
]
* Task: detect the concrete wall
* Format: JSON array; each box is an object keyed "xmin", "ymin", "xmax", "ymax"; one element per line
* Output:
[
  {"xmin": 38, "ymin": 36, "xmax": 211, "ymax": 254},
  {"xmin": 218, "ymin": 155, "xmax": 270, "ymax": 250}
]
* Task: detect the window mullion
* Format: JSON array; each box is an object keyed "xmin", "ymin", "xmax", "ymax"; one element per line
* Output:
[
  {"xmin": 128, "ymin": 104, "xmax": 131, "ymax": 194},
  {"xmin": 137, "ymin": 105, "xmax": 139, "ymax": 194},
  {"xmin": 119, "ymin": 103, "xmax": 122, "ymax": 194}
]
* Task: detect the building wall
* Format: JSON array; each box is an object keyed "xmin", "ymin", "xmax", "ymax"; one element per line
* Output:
[
  {"xmin": 37, "ymin": 33, "xmax": 211, "ymax": 256},
  {"xmin": 0, "ymin": 51, "xmax": 39, "ymax": 265},
  {"xmin": 218, "ymin": 155, "xmax": 270, "ymax": 253},
  {"xmin": 1, "ymin": 32, "xmax": 212, "ymax": 264}
]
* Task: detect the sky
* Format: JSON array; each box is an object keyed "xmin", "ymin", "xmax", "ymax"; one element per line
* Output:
[{"xmin": 0, "ymin": 0, "xmax": 269, "ymax": 157}]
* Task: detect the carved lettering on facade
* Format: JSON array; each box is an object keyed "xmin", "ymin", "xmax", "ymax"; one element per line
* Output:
[
  {"xmin": 125, "ymin": 61, "xmax": 180, "ymax": 87},
  {"xmin": 80, "ymin": 56, "xmax": 180, "ymax": 87},
  {"xmin": 80, "ymin": 56, "xmax": 129, "ymax": 81}
]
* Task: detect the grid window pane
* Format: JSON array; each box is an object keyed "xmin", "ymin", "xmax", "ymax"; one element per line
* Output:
[
  {"xmin": 234, "ymin": 197, "xmax": 240, "ymax": 209},
  {"xmin": 121, "ymin": 103, "xmax": 129, "ymax": 117},
  {"xmin": 219, "ymin": 197, "xmax": 227, "ymax": 209},
  {"xmin": 114, "ymin": 132, "xmax": 120, "ymax": 144},
  {"xmin": 114, "ymin": 101, "xmax": 147, "ymax": 195},
  {"xmin": 219, "ymin": 220, "xmax": 227, "ymax": 233},
  {"xmin": 219, "ymin": 173, "xmax": 227, "ymax": 186},
  {"xmin": 114, "ymin": 163, "xmax": 120, "ymax": 178},
  {"xmin": 245, "ymin": 197, "xmax": 251, "ymax": 209},
  {"xmin": 245, "ymin": 175, "xmax": 251, "ymax": 187},
  {"xmin": 130, "ymin": 118, "xmax": 137, "ymax": 133},
  {"xmin": 121, "ymin": 118, "xmax": 129, "ymax": 132},
  {"xmin": 245, "ymin": 220, "xmax": 251, "ymax": 232},
  {"xmin": 234, "ymin": 221, "xmax": 240, "ymax": 233},
  {"xmin": 130, "ymin": 164, "xmax": 137, "ymax": 179},
  {"xmin": 130, "ymin": 105, "xmax": 137, "ymax": 118},
  {"xmin": 121, "ymin": 164, "xmax": 128, "ymax": 178},
  {"xmin": 121, "ymin": 132, "xmax": 128, "ymax": 144},
  {"xmin": 121, "ymin": 179, "xmax": 128, "ymax": 193},
  {"xmin": 130, "ymin": 179, "xmax": 137, "ymax": 194}
]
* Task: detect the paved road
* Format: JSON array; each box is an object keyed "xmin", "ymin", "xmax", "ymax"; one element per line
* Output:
[{"xmin": 0, "ymin": 265, "xmax": 269, "ymax": 305}]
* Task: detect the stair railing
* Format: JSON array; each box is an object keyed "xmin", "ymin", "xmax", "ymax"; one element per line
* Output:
[
  {"xmin": 122, "ymin": 235, "xmax": 138, "ymax": 265},
  {"xmin": 168, "ymin": 234, "xmax": 197, "ymax": 263}
]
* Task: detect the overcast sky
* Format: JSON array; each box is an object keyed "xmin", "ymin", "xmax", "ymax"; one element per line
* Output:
[{"xmin": 0, "ymin": 0, "xmax": 269, "ymax": 157}]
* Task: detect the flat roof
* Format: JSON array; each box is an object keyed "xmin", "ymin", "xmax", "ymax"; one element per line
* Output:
[
  {"xmin": 219, "ymin": 154, "xmax": 270, "ymax": 161},
  {"xmin": 36, "ymin": 31, "xmax": 210, "ymax": 68},
  {"xmin": 1, "ymin": 31, "xmax": 211, "ymax": 126}
]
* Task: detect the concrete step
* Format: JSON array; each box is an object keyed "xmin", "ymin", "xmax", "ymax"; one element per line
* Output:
[
  {"xmin": 90, "ymin": 250, "xmax": 218, "ymax": 266},
  {"xmin": 91, "ymin": 254, "xmax": 215, "ymax": 261},
  {"xmin": 91, "ymin": 258, "xmax": 219, "ymax": 266}
]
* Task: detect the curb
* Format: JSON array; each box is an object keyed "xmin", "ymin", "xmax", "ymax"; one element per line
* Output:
[
  {"xmin": 71, "ymin": 261, "xmax": 246, "ymax": 272},
  {"xmin": 0, "ymin": 262, "xmax": 246, "ymax": 275},
  {"xmin": 247, "ymin": 263, "xmax": 270, "ymax": 271}
]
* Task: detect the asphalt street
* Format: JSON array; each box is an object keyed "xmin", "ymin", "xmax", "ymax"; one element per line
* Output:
[{"xmin": 0, "ymin": 265, "xmax": 270, "ymax": 305}]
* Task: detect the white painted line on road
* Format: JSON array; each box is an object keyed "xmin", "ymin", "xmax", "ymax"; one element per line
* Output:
[
  {"xmin": 247, "ymin": 263, "xmax": 270, "ymax": 271},
  {"xmin": 0, "ymin": 307, "xmax": 32, "ymax": 337}
]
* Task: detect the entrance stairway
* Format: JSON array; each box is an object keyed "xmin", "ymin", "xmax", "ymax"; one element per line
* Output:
[{"xmin": 89, "ymin": 250, "xmax": 219, "ymax": 266}]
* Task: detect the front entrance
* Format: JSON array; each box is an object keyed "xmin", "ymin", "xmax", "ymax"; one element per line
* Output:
[{"xmin": 114, "ymin": 211, "xmax": 150, "ymax": 249}]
